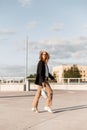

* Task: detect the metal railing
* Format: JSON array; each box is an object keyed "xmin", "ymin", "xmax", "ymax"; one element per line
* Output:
[
  {"xmin": 27, "ymin": 77, "xmax": 87, "ymax": 85},
  {"xmin": 0, "ymin": 77, "xmax": 25, "ymax": 84},
  {"xmin": 56, "ymin": 78, "xmax": 87, "ymax": 85}
]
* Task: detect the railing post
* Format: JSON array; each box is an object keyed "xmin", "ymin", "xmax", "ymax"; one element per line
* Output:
[
  {"xmin": 24, "ymin": 79, "xmax": 30, "ymax": 91},
  {"xmin": 78, "ymin": 78, "xmax": 80, "ymax": 84},
  {"xmin": 68, "ymin": 78, "xmax": 69, "ymax": 85}
]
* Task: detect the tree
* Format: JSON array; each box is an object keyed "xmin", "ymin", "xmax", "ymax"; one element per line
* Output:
[
  {"xmin": 63, "ymin": 65, "xmax": 81, "ymax": 82},
  {"xmin": 26, "ymin": 74, "xmax": 36, "ymax": 83},
  {"xmin": 27, "ymin": 74, "xmax": 36, "ymax": 78}
]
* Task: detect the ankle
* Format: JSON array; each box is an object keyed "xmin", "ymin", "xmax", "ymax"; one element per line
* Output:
[{"xmin": 32, "ymin": 107, "xmax": 39, "ymax": 113}]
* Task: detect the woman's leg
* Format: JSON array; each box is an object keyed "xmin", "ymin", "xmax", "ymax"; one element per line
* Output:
[
  {"xmin": 32, "ymin": 85, "xmax": 42, "ymax": 108},
  {"xmin": 45, "ymin": 82, "xmax": 53, "ymax": 107}
]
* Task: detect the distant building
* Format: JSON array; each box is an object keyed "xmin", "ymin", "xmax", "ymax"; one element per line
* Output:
[{"xmin": 52, "ymin": 64, "xmax": 87, "ymax": 82}]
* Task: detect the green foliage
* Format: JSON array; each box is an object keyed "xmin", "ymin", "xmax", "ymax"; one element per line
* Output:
[
  {"xmin": 27, "ymin": 74, "xmax": 36, "ymax": 78},
  {"xmin": 63, "ymin": 65, "xmax": 81, "ymax": 78},
  {"xmin": 26, "ymin": 74, "xmax": 36, "ymax": 83}
]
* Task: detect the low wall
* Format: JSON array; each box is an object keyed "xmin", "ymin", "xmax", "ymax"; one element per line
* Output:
[
  {"xmin": 0, "ymin": 84, "xmax": 25, "ymax": 92},
  {"xmin": 0, "ymin": 77, "xmax": 26, "ymax": 92},
  {"xmin": 30, "ymin": 83, "xmax": 87, "ymax": 90},
  {"xmin": 0, "ymin": 83, "xmax": 87, "ymax": 92}
]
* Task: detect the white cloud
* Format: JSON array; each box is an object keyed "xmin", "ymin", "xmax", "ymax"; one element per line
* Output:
[
  {"xmin": 0, "ymin": 65, "xmax": 25, "ymax": 77},
  {"xmin": 0, "ymin": 29, "xmax": 17, "ymax": 35},
  {"xmin": 74, "ymin": 50, "xmax": 87, "ymax": 58},
  {"xmin": 83, "ymin": 24, "xmax": 87, "ymax": 29},
  {"xmin": 1, "ymin": 36, "xmax": 87, "ymax": 75},
  {"xmin": 26, "ymin": 21, "xmax": 39, "ymax": 29},
  {"xmin": 23, "ymin": 36, "xmax": 87, "ymax": 59},
  {"xmin": 51, "ymin": 23, "xmax": 64, "ymax": 31},
  {"xmin": 29, "ymin": 36, "xmax": 87, "ymax": 65},
  {"xmin": 36, "ymin": 38, "xmax": 68, "ymax": 46},
  {"xmin": 19, "ymin": 0, "xmax": 32, "ymax": 7}
]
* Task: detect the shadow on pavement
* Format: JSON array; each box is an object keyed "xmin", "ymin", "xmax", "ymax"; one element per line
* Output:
[
  {"xmin": 0, "ymin": 94, "xmax": 35, "ymax": 99},
  {"xmin": 53, "ymin": 104, "xmax": 87, "ymax": 113}
]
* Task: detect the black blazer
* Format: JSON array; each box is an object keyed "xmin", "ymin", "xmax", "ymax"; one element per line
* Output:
[{"xmin": 35, "ymin": 60, "xmax": 54, "ymax": 86}]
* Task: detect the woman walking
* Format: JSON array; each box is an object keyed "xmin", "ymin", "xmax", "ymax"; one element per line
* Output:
[{"xmin": 32, "ymin": 51, "xmax": 55, "ymax": 113}]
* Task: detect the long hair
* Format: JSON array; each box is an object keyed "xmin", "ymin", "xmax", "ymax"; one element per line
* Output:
[{"xmin": 39, "ymin": 50, "xmax": 50, "ymax": 61}]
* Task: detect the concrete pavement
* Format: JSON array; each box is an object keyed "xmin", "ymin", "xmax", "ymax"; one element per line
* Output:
[{"xmin": 0, "ymin": 90, "xmax": 87, "ymax": 130}]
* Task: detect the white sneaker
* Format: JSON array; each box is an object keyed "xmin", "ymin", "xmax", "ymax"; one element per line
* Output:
[
  {"xmin": 32, "ymin": 108, "xmax": 39, "ymax": 113},
  {"xmin": 44, "ymin": 106, "xmax": 53, "ymax": 113}
]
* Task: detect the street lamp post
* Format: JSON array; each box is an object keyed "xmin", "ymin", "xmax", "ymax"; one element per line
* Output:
[
  {"xmin": 26, "ymin": 36, "xmax": 28, "ymax": 78},
  {"xmin": 25, "ymin": 36, "xmax": 30, "ymax": 91}
]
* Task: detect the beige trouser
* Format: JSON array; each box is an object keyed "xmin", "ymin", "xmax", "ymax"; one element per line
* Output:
[{"xmin": 32, "ymin": 82, "xmax": 53, "ymax": 108}]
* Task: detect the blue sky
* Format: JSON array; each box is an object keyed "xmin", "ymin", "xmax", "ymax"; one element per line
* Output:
[{"xmin": 0, "ymin": 0, "xmax": 87, "ymax": 77}]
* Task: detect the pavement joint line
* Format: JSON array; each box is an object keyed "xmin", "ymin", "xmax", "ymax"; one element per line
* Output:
[{"xmin": 0, "ymin": 94, "xmax": 35, "ymax": 99}]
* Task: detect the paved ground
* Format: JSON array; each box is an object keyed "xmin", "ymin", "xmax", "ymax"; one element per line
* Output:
[{"xmin": 0, "ymin": 90, "xmax": 87, "ymax": 130}]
